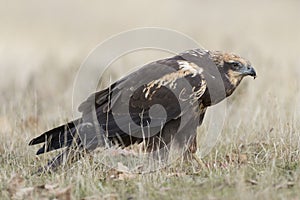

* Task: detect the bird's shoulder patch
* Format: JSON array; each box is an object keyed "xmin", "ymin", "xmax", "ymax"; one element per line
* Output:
[{"xmin": 142, "ymin": 60, "xmax": 206, "ymax": 100}]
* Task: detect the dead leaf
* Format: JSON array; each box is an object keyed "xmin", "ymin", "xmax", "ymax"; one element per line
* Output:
[
  {"xmin": 226, "ymin": 153, "xmax": 238, "ymax": 163},
  {"xmin": 7, "ymin": 174, "xmax": 36, "ymax": 199},
  {"xmin": 246, "ymin": 179, "xmax": 258, "ymax": 185},
  {"xmin": 159, "ymin": 187, "xmax": 171, "ymax": 192},
  {"xmin": 81, "ymin": 195, "xmax": 102, "ymax": 200},
  {"xmin": 275, "ymin": 181, "xmax": 295, "ymax": 190},
  {"xmin": 44, "ymin": 183, "xmax": 59, "ymax": 190},
  {"xmin": 36, "ymin": 184, "xmax": 71, "ymax": 200},
  {"xmin": 226, "ymin": 153, "xmax": 248, "ymax": 164},
  {"xmin": 15, "ymin": 187, "xmax": 35, "ymax": 199},
  {"xmin": 105, "ymin": 148, "xmax": 137, "ymax": 157},
  {"xmin": 118, "ymin": 172, "xmax": 136, "ymax": 180},
  {"xmin": 7, "ymin": 174, "xmax": 72, "ymax": 200},
  {"xmin": 107, "ymin": 168, "xmax": 120, "ymax": 180},
  {"xmin": 103, "ymin": 193, "xmax": 118, "ymax": 200},
  {"xmin": 116, "ymin": 162, "xmax": 129, "ymax": 172},
  {"xmin": 54, "ymin": 185, "xmax": 72, "ymax": 200},
  {"xmin": 106, "ymin": 163, "xmax": 137, "ymax": 181},
  {"xmin": 166, "ymin": 172, "xmax": 186, "ymax": 177},
  {"xmin": 7, "ymin": 174, "xmax": 25, "ymax": 197}
]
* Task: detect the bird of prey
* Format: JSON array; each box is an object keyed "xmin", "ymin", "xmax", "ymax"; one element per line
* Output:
[{"xmin": 29, "ymin": 48, "xmax": 256, "ymax": 171}]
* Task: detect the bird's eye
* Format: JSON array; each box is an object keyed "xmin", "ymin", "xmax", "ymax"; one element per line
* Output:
[{"xmin": 232, "ymin": 62, "xmax": 240, "ymax": 68}]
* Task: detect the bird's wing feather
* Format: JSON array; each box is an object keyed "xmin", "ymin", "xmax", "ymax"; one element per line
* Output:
[{"xmin": 78, "ymin": 56, "xmax": 207, "ymax": 144}]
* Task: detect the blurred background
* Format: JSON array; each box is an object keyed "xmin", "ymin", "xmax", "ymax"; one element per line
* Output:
[
  {"xmin": 1, "ymin": 2, "xmax": 300, "ymax": 199},
  {"xmin": 0, "ymin": 0, "xmax": 299, "ymax": 148}
]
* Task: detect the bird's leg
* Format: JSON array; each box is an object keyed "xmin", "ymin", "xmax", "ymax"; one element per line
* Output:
[
  {"xmin": 188, "ymin": 136, "xmax": 197, "ymax": 154},
  {"xmin": 188, "ymin": 137, "xmax": 206, "ymax": 168},
  {"xmin": 192, "ymin": 153, "xmax": 206, "ymax": 169}
]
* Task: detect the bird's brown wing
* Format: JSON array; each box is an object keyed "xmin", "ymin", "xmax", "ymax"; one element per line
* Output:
[
  {"xmin": 78, "ymin": 56, "xmax": 207, "ymax": 147},
  {"xmin": 29, "ymin": 54, "xmax": 209, "ymax": 155}
]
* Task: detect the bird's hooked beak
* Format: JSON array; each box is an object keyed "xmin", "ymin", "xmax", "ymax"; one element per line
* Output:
[{"xmin": 243, "ymin": 66, "xmax": 257, "ymax": 79}]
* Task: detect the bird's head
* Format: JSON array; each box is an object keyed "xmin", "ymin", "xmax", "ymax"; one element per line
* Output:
[
  {"xmin": 208, "ymin": 51, "xmax": 256, "ymax": 97},
  {"xmin": 223, "ymin": 53, "xmax": 256, "ymax": 79},
  {"xmin": 211, "ymin": 51, "xmax": 256, "ymax": 86}
]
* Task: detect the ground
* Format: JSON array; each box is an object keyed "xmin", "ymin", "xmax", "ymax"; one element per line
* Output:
[{"xmin": 0, "ymin": 1, "xmax": 300, "ymax": 199}]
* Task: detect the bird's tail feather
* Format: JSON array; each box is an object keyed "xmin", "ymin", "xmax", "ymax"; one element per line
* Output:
[{"xmin": 29, "ymin": 118, "xmax": 82, "ymax": 155}]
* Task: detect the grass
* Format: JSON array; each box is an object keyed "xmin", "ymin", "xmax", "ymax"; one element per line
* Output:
[
  {"xmin": 1, "ymin": 1, "xmax": 300, "ymax": 199},
  {"xmin": 0, "ymin": 50, "xmax": 299, "ymax": 200}
]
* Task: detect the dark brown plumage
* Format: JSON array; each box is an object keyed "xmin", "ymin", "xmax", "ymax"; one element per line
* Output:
[{"xmin": 29, "ymin": 48, "xmax": 256, "ymax": 171}]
